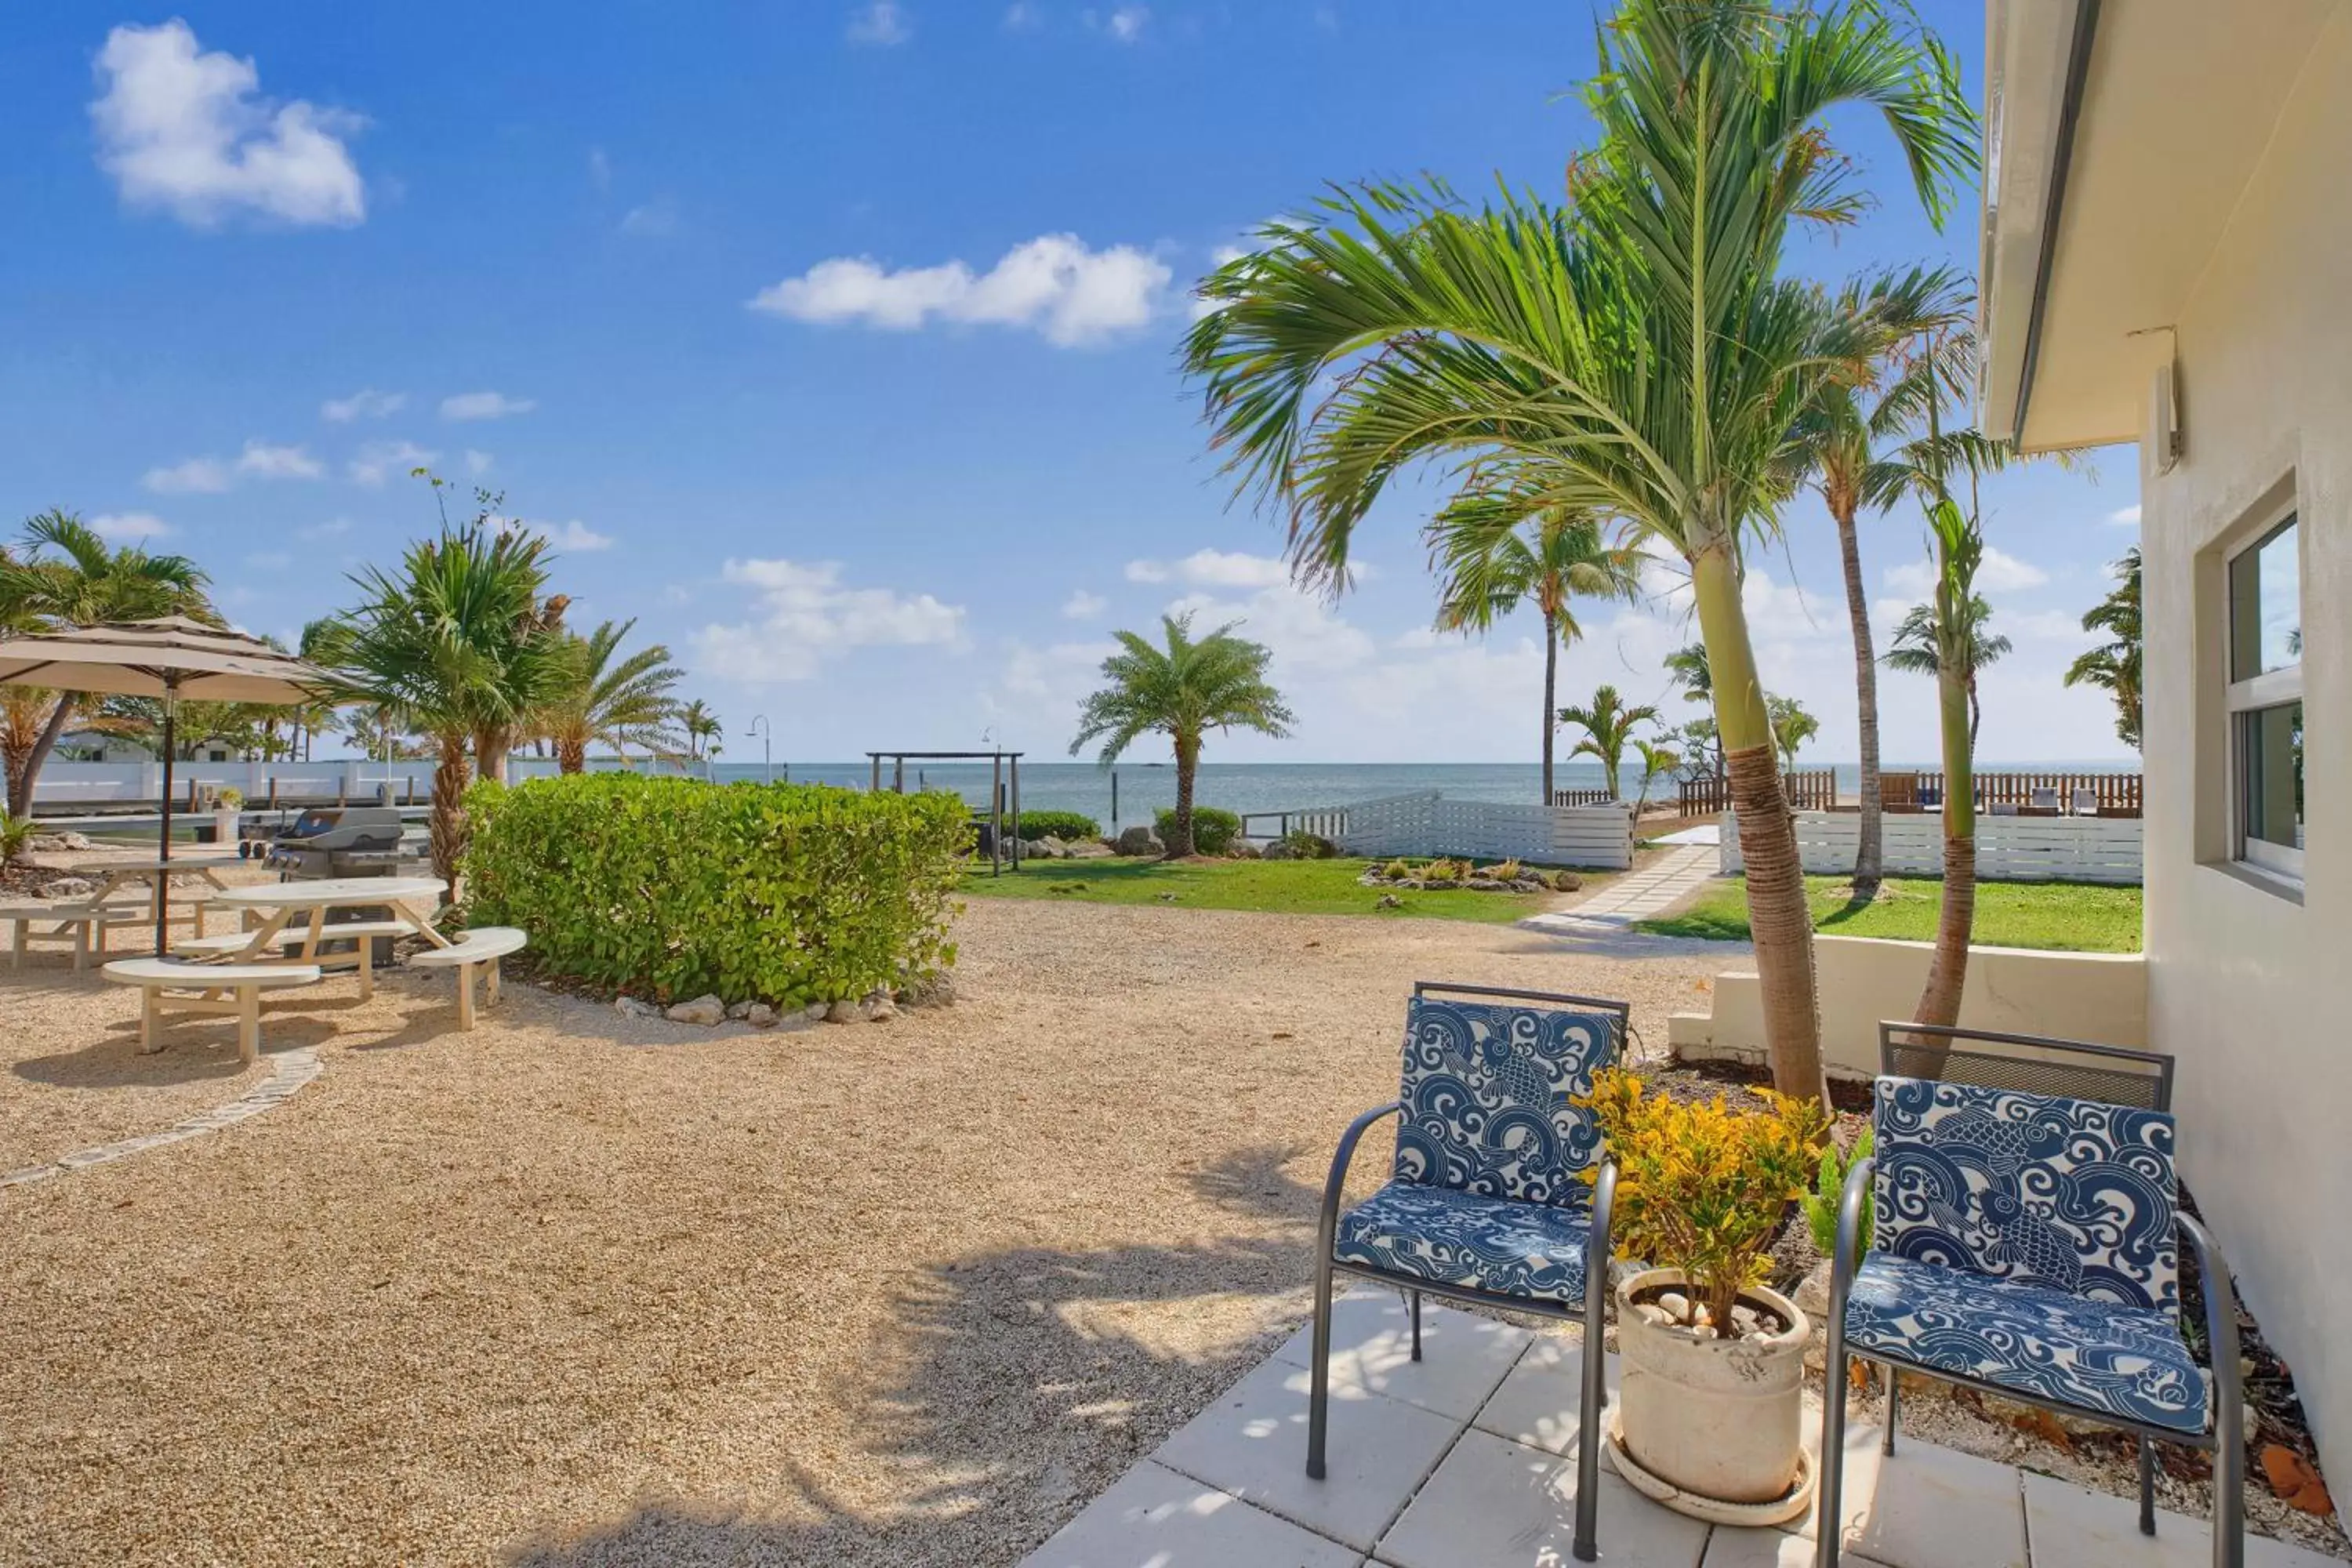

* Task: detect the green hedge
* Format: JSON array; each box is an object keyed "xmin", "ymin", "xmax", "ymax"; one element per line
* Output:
[
  {"xmin": 1014, "ymin": 809, "xmax": 1101, "ymax": 842},
  {"xmin": 464, "ymin": 773, "xmax": 968, "ymax": 1007},
  {"xmin": 1156, "ymin": 805, "xmax": 1241, "ymax": 855}
]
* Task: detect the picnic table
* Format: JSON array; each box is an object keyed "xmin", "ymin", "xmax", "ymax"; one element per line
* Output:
[
  {"xmin": 201, "ymin": 876, "xmax": 452, "ymax": 1000},
  {"xmin": 79, "ymin": 852, "xmax": 240, "ymax": 936}
]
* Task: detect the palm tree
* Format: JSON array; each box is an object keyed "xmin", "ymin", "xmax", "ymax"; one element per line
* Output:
[
  {"xmin": 2064, "ymin": 547, "xmax": 2142, "ymax": 749},
  {"xmin": 677, "ymin": 699, "xmax": 724, "ymax": 768},
  {"xmin": 1557, "ymin": 684, "xmax": 1658, "ymax": 800},
  {"xmin": 0, "ymin": 510, "xmax": 214, "ymax": 817},
  {"xmin": 1908, "ymin": 493, "xmax": 1985, "ymax": 1029},
  {"xmin": 1183, "ymin": 0, "xmax": 1973, "ymax": 1099},
  {"xmin": 1662, "ymin": 643, "xmax": 1713, "ymax": 706},
  {"xmin": 328, "ymin": 523, "xmax": 563, "ymax": 887},
  {"xmin": 1630, "ymin": 737, "xmax": 1680, "ymax": 815},
  {"xmin": 1766, "ymin": 694, "xmax": 1820, "ymax": 775},
  {"xmin": 1428, "ymin": 496, "xmax": 1644, "ymax": 803},
  {"xmin": 537, "ymin": 619, "xmax": 684, "ymax": 774},
  {"xmin": 1886, "ymin": 594, "xmax": 2009, "ymax": 748},
  {"xmin": 1071, "ymin": 614, "xmax": 1294, "ymax": 858}
]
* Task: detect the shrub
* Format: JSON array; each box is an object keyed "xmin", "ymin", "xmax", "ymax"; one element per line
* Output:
[
  {"xmin": 1156, "ymin": 805, "xmax": 1240, "ymax": 855},
  {"xmin": 1577, "ymin": 1068, "xmax": 1830, "ymax": 1334},
  {"xmin": 1485, "ymin": 858, "xmax": 1523, "ymax": 882},
  {"xmin": 464, "ymin": 773, "xmax": 968, "ymax": 1008},
  {"xmin": 1421, "ymin": 857, "xmax": 1464, "ymax": 885},
  {"xmin": 1804, "ymin": 1123, "xmax": 1874, "ymax": 1259},
  {"xmin": 1, "ymin": 815, "xmax": 35, "ymax": 866},
  {"xmin": 1282, "ymin": 828, "xmax": 1339, "ymax": 859},
  {"xmin": 1015, "ymin": 810, "xmax": 1101, "ymax": 843},
  {"xmin": 1381, "ymin": 859, "xmax": 1412, "ymax": 880}
]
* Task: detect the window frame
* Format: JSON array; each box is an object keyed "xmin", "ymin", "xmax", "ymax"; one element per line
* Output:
[{"xmin": 2223, "ymin": 508, "xmax": 2304, "ymax": 885}]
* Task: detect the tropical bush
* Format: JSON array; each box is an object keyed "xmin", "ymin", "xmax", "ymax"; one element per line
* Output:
[
  {"xmin": 1, "ymin": 814, "xmax": 36, "ymax": 865},
  {"xmin": 1485, "ymin": 858, "xmax": 1523, "ymax": 882},
  {"xmin": 1156, "ymin": 805, "xmax": 1240, "ymax": 856},
  {"xmin": 464, "ymin": 773, "xmax": 968, "ymax": 1008},
  {"xmin": 1805, "ymin": 1124, "xmax": 1875, "ymax": 1260},
  {"xmin": 1281, "ymin": 828, "xmax": 1339, "ymax": 859},
  {"xmin": 1015, "ymin": 810, "xmax": 1102, "ymax": 843},
  {"xmin": 1421, "ymin": 858, "xmax": 1464, "ymax": 885},
  {"xmin": 1577, "ymin": 1069, "xmax": 1831, "ymax": 1334},
  {"xmin": 1381, "ymin": 858, "xmax": 1412, "ymax": 880}
]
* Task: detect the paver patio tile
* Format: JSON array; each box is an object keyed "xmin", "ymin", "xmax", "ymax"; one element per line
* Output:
[
  {"xmin": 1470, "ymin": 1330, "xmax": 1621, "ymax": 1456},
  {"xmin": 1814, "ymin": 1437, "xmax": 2025, "ymax": 1568},
  {"xmin": 1373, "ymin": 1427, "xmax": 1708, "ymax": 1568},
  {"xmin": 1270, "ymin": 1294, "xmax": 1533, "ymax": 1421},
  {"xmin": 2020, "ymin": 1472, "xmax": 2339, "ymax": 1568},
  {"xmin": 1702, "ymin": 1527, "xmax": 1889, "ymax": 1566},
  {"xmin": 1019, "ymin": 1460, "xmax": 1364, "ymax": 1568},
  {"xmin": 1154, "ymin": 1354, "xmax": 1462, "ymax": 1553}
]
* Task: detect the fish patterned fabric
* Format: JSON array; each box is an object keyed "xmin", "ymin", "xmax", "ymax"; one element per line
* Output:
[
  {"xmin": 1333, "ymin": 1181, "xmax": 1593, "ymax": 1305},
  {"xmin": 1392, "ymin": 996, "xmax": 1621, "ymax": 1209},
  {"xmin": 1873, "ymin": 1076, "xmax": 2179, "ymax": 1313},
  {"xmin": 1844, "ymin": 1254, "xmax": 2208, "ymax": 1434}
]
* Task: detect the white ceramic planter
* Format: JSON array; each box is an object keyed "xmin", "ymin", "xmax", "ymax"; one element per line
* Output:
[{"xmin": 1610, "ymin": 1266, "xmax": 1813, "ymax": 1522}]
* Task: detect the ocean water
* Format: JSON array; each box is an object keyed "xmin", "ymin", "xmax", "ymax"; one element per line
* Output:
[{"xmin": 508, "ymin": 757, "xmax": 2139, "ymax": 832}]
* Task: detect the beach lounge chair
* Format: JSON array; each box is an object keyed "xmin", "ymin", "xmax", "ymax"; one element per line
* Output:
[
  {"xmin": 2073, "ymin": 786, "xmax": 2102, "ymax": 815},
  {"xmin": 2030, "ymin": 786, "xmax": 2062, "ymax": 812},
  {"xmin": 1310, "ymin": 981, "xmax": 1626, "ymax": 1561},
  {"xmin": 1817, "ymin": 1025, "xmax": 2243, "ymax": 1567}
]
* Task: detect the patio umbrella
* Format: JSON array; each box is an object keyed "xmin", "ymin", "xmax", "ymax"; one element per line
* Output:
[{"xmin": 0, "ymin": 615, "xmax": 333, "ymax": 953}]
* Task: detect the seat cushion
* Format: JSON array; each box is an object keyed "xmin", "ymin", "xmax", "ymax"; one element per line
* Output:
[
  {"xmin": 1844, "ymin": 1254, "xmax": 2207, "ymax": 1435},
  {"xmin": 1333, "ymin": 1181, "xmax": 1592, "ymax": 1305},
  {"xmin": 1394, "ymin": 995, "xmax": 1619, "ymax": 1208}
]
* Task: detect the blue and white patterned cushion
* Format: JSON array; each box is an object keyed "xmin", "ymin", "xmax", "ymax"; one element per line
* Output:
[
  {"xmin": 1333, "ymin": 1181, "xmax": 1593, "ymax": 1305},
  {"xmin": 1845, "ymin": 1254, "xmax": 2207, "ymax": 1434},
  {"xmin": 1393, "ymin": 997, "xmax": 1620, "ymax": 1208},
  {"xmin": 1874, "ymin": 1076, "xmax": 2179, "ymax": 1313}
]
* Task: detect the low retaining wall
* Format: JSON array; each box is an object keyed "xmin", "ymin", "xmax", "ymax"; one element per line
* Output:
[
  {"xmin": 1665, "ymin": 935, "xmax": 2148, "ymax": 1079},
  {"xmin": 1722, "ymin": 810, "xmax": 2143, "ymax": 884},
  {"xmin": 1333, "ymin": 792, "xmax": 1635, "ymax": 870}
]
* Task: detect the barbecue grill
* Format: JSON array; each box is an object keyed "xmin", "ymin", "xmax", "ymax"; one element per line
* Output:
[{"xmin": 254, "ymin": 805, "xmax": 407, "ymax": 880}]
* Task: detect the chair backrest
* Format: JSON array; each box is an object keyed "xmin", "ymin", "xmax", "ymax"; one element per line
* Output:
[
  {"xmin": 1878, "ymin": 1022, "xmax": 2173, "ymax": 1111},
  {"xmin": 2072, "ymin": 786, "xmax": 2100, "ymax": 813},
  {"xmin": 1873, "ymin": 1075, "xmax": 2179, "ymax": 1314},
  {"xmin": 1396, "ymin": 982, "xmax": 1627, "ymax": 1210},
  {"xmin": 2031, "ymin": 787, "xmax": 2060, "ymax": 809}
]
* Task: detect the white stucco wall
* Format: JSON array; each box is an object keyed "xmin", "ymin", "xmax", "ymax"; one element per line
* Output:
[{"xmin": 2138, "ymin": 4, "xmax": 2352, "ymax": 1480}]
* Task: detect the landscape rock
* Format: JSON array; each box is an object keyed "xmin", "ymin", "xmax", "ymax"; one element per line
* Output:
[
  {"xmin": 1068, "ymin": 840, "xmax": 1115, "ymax": 858},
  {"xmin": 1466, "ymin": 877, "xmax": 1506, "ymax": 891},
  {"xmin": 825, "ymin": 999, "xmax": 861, "ymax": 1024},
  {"xmin": 806, "ymin": 1002, "xmax": 831, "ymax": 1022},
  {"xmin": 1551, "ymin": 869, "xmax": 1584, "ymax": 892},
  {"xmin": 1375, "ymin": 894, "xmax": 1403, "ymax": 909},
  {"xmin": 1036, "ymin": 835, "xmax": 1069, "ymax": 858},
  {"xmin": 744, "ymin": 1003, "xmax": 779, "ymax": 1028},
  {"xmin": 666, "ymin": 994, "xmax": 727, "ymax": 1026},
  {"xmin": 615, "ymin": 996, "xmax": 661, "ymax": 1020},
  {"xmin": 1225, "ymin": 840, "xmax": 1262, "ymax": 859},
  {"xmin": 863, "ymin": 996, "xmax": 898, "ymax": 1022},
  {"xmin": 45, "ymin": 877, "xmax": 95, "ymax": 898},
  {"xmin": 724, "ymin": 1000, "xmax": 753, "ymax": 1021},
  {"xmin": 1261, "ymin": 840, "xmax": 1295, "ymax": 861},
  {"xmin": 897, "ymin": 971, "xmax": 957, "ymax": 1008},
  {"xmin": 1112, "ymin": 826, "xmax": 1162, "ymax": 856}
]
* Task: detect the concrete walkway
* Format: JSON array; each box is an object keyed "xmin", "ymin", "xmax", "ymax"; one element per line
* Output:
[
  {"xmin": 1023, "ymin": 1292, "xmax": 2330, "ymax": 1568},
  {"xmin": 1520, "ymin": 843, "xmax": 1720, "ymax": 938}
]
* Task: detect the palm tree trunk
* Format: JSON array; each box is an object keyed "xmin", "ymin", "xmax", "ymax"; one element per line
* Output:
[
  {"xmin": 13, "ymin": 697, "xmax": 79, "ymax": 821},
  {"xmin": 1693, "ymin": 540, "xmax": 1826, "ymax": 1104},
  {"xmin": 1834, "ymin": 503, "xmax": 1883, "ymax": 897},
  {"xmin": 1541, "ymin": 612, "xmax": 1559, "ymax": 804},
  {"xmin": 1967, "ymin": 679, "xmax": 1982, "ymax": 751},
  {"xmin": 556, "ymin": 737, "xmax": 587, "ymax": 775},
  {"xmin": 429, "ymin": 735, "xmax": 473, "ymax": 889},
  {"xmin": 1915, "ymin": 666, "xmax": 1977, "ymax": 1028},
  {"xmin": 473, "ymin": 726, "xmax": 512, "ymax": 789},
  {"xmin": 1602, "ymin": 753, "xmax": 1621, "ymax": 800},
  {"xmin": 1167, "ymin": 734, "xmax": 1198, "ymax": 858}
]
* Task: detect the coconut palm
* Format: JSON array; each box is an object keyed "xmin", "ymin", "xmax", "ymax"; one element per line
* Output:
[
  {"xmin": 537, "ymin": 619, "xmax": 684, "ymax": 774},
  {"xmin": 0, "ymin": 510, "xmax": 214, "ymax": 817},
  {"xmin": 1630, "ymin": 737, "xmax": 1680, "ymax": 815},
  {"xmin": 1427, "ymin": 495, "xmax": 1644, "ymax": 802},
  {"xmin": 328, "ymin": 523, "xmax": 564, "ymax": 886},
  {"xmin": 1767, "ymin": 695, "xmax": 1820, "ymax": 775},
  {"xmin": 1071, "ymin": 613, "xmax": 1294, "ymax": 858},
  {"xmin": 676, "ymin": 699, "xmax": 724, "ymax": 767},
  {"xmin": 1907, "ymin": 494, "xmax": 1985, "ymax": 1029},
  {"xmin": 1886, "ymin": 594, "xmax": 2009, "ymax": 748},
  {"xmin": 2064, "ymin": 547, "xmax": 2142, "ymax": 750},
  {"xmin": 1183, "ymin": 0, "xmax": 1973, "ymax": 1098},
  {"xmin": 1558, "ymin": 684, "xmax": 1659, "ymax": 800}
]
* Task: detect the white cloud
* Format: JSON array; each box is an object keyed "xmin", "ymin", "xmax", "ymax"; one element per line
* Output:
[
  {"xmin": 1882, "ymin": 546, "xmax": 2049, "ymax": 600},
  {"xmin": 89, "ymin": 20, "xmax": 365, "ymax": 229},
  {"xmin": 2107, "ymin": 503, "xmax": 2142, "ymax": 527},
  {"xmin": 143, "ymin": 456, "xmax": 230, "ymax": 494},
  {"xmin": 695, "ymin": 559, "xmax": 964, "ymax": 684},
  {"xmin": 539, "ymin": 519, "xmax": 613, "ymax": 552},
  {"xmin": 1003, "ymin": 2, "xmax": 1043, "ymax": 28},
  {"xmin": 619, "ymin": 198, "xmax": 678, "ymax": 238},
  {"xmin": 1088, "ymin": 4, "xmax": 1150, "ymax": 41},
  {"xmin": 347, "ymin": 440, "xmax": 437, "ymax": 485},
  {"xmin": 1061, "ymin": 589, "xmax": 1108, "ymax": 619},
  {"xmin": 234, "ymin": 440, "xmax": 322, "ymax": 479},
  {"xmin": 321, "ymin": 388, "xmax": 404, "ymax": 422},
  {"xmin": 1123, "ymin": 559, "xmax": 1171, "ymax": 584},
  {"xmin": 846, "ymin": 2, "xmax": 913, "ymax": 45},
  {"xmin": 91, "ymin": 511, "xmax": 171, "ymax": 541},
  {"xmin": 750, "ymin": 233, "xmax": 1173, "ymax": 347},
  {"xmin": 464, "ymin": 448, "xmax": 493, "ymax": 476},
  {"xmin": 1125, "ymin": 548, "xmax": 1292, "ymax": 590},
  {"xmin": 439, "ymin": 390, "xmax": 536, "ymax": 421}
]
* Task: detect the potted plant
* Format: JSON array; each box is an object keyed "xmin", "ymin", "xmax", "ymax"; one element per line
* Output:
[
  {"xmin": 213, "ymin": 786, "xmax": 245, "ymax": 849},
  {"xmin": 1577, "ymin": 1069, "xmax": 1831, "ymax": 1523}
]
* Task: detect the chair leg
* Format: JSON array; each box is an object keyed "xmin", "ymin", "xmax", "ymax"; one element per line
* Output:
[
  {"xmin": 1305, "ymin": 1250, "xmax": 1336, "ymax": 1480},
  {"xmin": 1883, "ymin": 1363, "xmax": 1900, "ymax": 1454},
  {"xmin": 1816, "ymin": 1345, "xmax": 1853, "ymax": 1568},
  {"xmin": 2138, "ymin": 1437, "xmax": 2157, "ymax": 1535},
  {"xmin": 1410, "ymin": 1290, "xmax": 1423, "ymax": 1362}
]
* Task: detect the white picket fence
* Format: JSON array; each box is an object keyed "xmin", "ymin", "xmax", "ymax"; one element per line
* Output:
[
  {"xmin": 1327, "ymin": 791, "xmax": 1635, "ymax": 870},
  {"xmin": 1721, "ymin": 810, "xmax": 2143, "ymax": 885}
]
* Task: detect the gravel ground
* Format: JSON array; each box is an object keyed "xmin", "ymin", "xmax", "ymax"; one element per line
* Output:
[{"xmin": 0, "ymin": 894, "xmax": 1720, "ymax": 1567}]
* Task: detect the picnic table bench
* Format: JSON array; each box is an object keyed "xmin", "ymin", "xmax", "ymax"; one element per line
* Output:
[{"xmin": 101, "ymin": 958, "xmax": 324, "ymax": 1062}]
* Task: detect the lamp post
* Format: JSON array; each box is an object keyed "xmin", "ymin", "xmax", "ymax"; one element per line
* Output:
[{"xmin": 747, "ymin": 714, "xmax": 772, "ymax": 786}]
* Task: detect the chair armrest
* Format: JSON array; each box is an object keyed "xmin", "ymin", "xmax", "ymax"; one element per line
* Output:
[
  {"xmin": 1824, "ymin": 1154, "xmax": 1878, "ymax": 1325},
  {"xmin": 2179, "ymin": 1214, "xmax": 2246, "ymax": 1479},
  {"xmin": 1316, "ymin": 1102, "xmax": 1404, "ymax": 1259}
]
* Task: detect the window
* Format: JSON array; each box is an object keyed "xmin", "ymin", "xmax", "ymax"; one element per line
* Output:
[{"xmin": 2226, "ymin": 515, "xmax": 2303, "ymax": 883}]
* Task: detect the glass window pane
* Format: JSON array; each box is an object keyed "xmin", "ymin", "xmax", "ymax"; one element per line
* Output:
[
  {"xmin": 2241, "ymin": 701, "xmax": 2304, "ymax": 853},
  {"xmin": 2230, "ymin": 517, "xmax": 2300, "ymax": 680}
]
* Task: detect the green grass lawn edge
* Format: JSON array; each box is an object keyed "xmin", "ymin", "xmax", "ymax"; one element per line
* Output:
[
  {"xmin": 956, "ymin": 855, "xmax": 1554, "ymax": 924},
  {"xmin": 1633, "ymin": 874, "xmax": 2143, "ymax": 953}
]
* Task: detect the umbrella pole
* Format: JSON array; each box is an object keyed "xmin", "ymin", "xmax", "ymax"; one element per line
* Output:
[{"xmin": 155, "ymin": 690, "xmax": 176, "ymax": 956}]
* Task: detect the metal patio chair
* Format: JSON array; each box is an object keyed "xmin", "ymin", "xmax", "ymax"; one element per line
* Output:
[
  {"xmin": 1817, "ymin": 1026, "xmax": 2245, "ymax": 1568},
  {"xmin": 1310, "ymin": 981, "xmax": 1627, "ymax": 1563}
]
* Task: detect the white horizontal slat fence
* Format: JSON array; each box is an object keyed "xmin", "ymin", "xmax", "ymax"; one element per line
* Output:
[{"xmin": 1722, "ymin": 811, "xmax": 2143, "ymax": 884}]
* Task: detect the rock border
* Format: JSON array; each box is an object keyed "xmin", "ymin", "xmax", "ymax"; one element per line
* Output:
[{"xmin": 0, "ymin": 1045, "xmax": 325, "ymax": 1191}]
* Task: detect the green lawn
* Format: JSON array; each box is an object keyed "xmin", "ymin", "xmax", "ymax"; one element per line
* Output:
[
  {"xmin": 959, "ymin": 855, "xmax": 1555, "ymax": 924},
  {"xmin": 1635, "ymin": 874, "xmax": 2143, "ymax": 953}
]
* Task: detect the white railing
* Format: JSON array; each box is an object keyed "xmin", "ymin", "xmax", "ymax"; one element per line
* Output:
[
  {"xmin": 31, "ymin": 760, "xmax": 430, "ymax": 808},
  {"xmin": 1722, "ymin": 810, "xmax": 2143, "ymax": 885},
  {"xmin": 1311, "ymin": 791, "xmax": 1635, "ymax": 870}
]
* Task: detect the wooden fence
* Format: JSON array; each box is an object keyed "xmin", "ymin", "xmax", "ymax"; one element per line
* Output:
[
  {"xmin": 1722, "ymin": 810, "xmax": 2143, "ymax": 884},
  {"xmin": 1879, "ymin": 770, "xmax": 2142, "ymax": 816},
  {"xmin": 1676, "ymin": 770, "xmax": 1838, "ymax": 815},
  {"xmin": 1247, "ymin": 791, "xmax": 1635, "ymax": 869},
  {"xmin": 1549, "ymin": 787, "xmax": 1617, "ymax": 807}
]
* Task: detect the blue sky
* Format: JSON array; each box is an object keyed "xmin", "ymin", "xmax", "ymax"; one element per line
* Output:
[{"xmin": 0, "ymin": 3, "xmax": 2141, "ymax": 767}]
